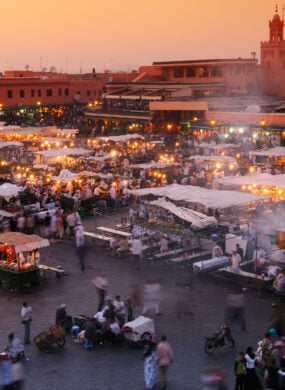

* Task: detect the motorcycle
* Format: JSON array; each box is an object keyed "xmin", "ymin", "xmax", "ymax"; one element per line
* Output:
[{"xmin": 204, "ymin": 322, "xmax": 235, "ymax": 355}]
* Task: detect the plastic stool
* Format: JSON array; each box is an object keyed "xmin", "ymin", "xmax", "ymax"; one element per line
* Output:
[
  {"xmin": 71, "ymin": 325, "xmax": 80, "ymax": 340},
  {"xmin": 84, "ymin": 338, "xmax": 93, "ymax": 350}
]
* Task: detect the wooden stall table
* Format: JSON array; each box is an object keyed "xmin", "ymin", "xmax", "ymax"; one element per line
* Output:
[
  {"xmin": 95, "ymin": 226, "xmax": 132, "ymax": 238},
  {"xmin": 0, "ymin": 266, "xmax": 39, "ymax": 291},
  {"xmin": 216, "ymin": 267, "xmax": 273, "ymax": 294}
]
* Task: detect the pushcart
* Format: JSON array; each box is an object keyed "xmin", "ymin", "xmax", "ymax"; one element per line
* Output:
[
  {"xmin": 122, "ymin": 316, "xmax": 155, "ymax": 347},
  {"xmin": 33, "ymin": 324, "xmax": 65, "ymax": 353}
]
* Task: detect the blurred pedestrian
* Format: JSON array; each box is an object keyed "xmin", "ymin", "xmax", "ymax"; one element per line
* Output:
[
  {"xmin": 21, "ymin": 302, "xmax": 32, "ymax": 345},
  {"xmin": 130, "ymin": 234, "xmax": 143, "ymax": 269},
  {"xmin": 11, "ymin": 359, "xmax": 24, "ymax": 390},
  {"xmin": 157, "ymin": 335, "xmax": 173, "ymax": 390},
  {"xmin": 143, "ymin": 341, "xmax": 158, "ymax": 390},
  {"xmin": 234, "ymin": 352, "xmax": 246, "ymax": 390},
  {"xmin": 92, "ymin": 272, "xmax": 108, "ymax": 311},
  {"xmin": 130, "ymin": 284, "xmax": 142, "ymax": 317},
  {"xmin": 142, "ymin": 280, "xmax": 161, "ymax": 315},
  {"xmin": 74, "ymin": 223, "xmax": 86, "ymax": 271},
  {"xmin": 0, "ymin": 353, "xmax": 13, "ymax": 390},
  {"xmin": 244, "ymin": 346, "xmax": 262, "ymax": 389},
  {"xmin": 225, "ymin": 288, "xmax": 246, "ymax": 331}
]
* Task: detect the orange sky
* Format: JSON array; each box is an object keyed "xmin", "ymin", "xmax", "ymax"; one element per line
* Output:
[{"xmin": 0, "ymin": 0, "xmax": 277, "ymax": 73}]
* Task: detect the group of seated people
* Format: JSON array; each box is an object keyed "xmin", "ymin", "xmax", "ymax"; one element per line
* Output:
[{"xmin": 79, "ymin": 295, "xmax": 129, "ymax": 345}]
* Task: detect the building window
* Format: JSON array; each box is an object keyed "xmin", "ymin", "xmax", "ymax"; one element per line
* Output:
[
  {"xmin": 19, "ymin": 90, "xmax": 25, "ymax": 98},
  {"xmin": 7, "ymin": 90, "xmax": 13, "ymax": 99},
  {"xmin": 38, "ymin": 89, "xmax": 42, "ymax": 97},
  {"xmin": 46, "ymin": 89, "xmax": 52, "ymax": 97},
  {"xmin": 186, "ymin": 68, "xmax": 196, "ymax": 77},
  {"xmin": 64, "ymin": 88, "xmax": 69, "ymax": 96},
  {"xmin": 174, "ymin": 68, "xmax": 184, "ymax": 78},
  {"xmin": 211, "ymin": 66, "xmax": 223, "ymax": 77},
  {"xmin": 86, "ymin": 90, "xmax": 91, "ymax": 96},
  {"xmin": 58, "ymin": 88, "xmax": 62, "ymax": 96},
  {"xmin": 31, "ymin": 89, "xmax": 35, "ymax": 98}
]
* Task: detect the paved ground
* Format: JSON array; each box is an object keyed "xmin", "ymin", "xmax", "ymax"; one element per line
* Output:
[{"xmin": 0, "ymin": 211, "xmax": 279, "ymax": 389}]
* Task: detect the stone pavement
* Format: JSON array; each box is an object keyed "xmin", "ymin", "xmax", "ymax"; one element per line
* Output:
[{"xmin": 0, "ymin": 211, "xmax": 279, "ymax": 389}]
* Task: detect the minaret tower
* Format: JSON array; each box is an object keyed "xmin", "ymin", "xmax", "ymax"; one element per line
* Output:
[{"xmin": 260, "ymin": 5, "xmax": 285, "ymax": 97}]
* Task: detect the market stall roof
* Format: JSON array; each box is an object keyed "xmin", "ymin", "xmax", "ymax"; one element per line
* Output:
[
  {"xmin": 130, "ymin": 183, "xmax": 270, "ymax": 208},
  {"xmin": 52, "ymin": 169, "xmax": 78, "ymax": 182},
  {"xmin": 32, "ymin": 164, "xmax": 52, "ymax": 170},
  {"xmin": 150, "ymin": 197, "xmax": 217, "ymax": 229},
  {"xmin": 197, "ymin": 143, "xmax": 239, "ymax": 150},
  {"xmin": 85, "ymin": 154, "xmax": 114, "ymax": 161},
  {"xmin": 35, "ymin": 148, "xmax": 91, "ymax": 157},
  {"xmin": 97, "ymin": 134, "xmax": 144, "ymax": 142},
  {"xmin": 189, "ymin": 155, "xmax": 237, "ymax": 164},
  {"xmin": 0, "ymin": 183, "xmax": 25, "ymax": 201},
  {"xmin": 78, "ymin": 170, "xmax": 97, "ymax": 177},
  {"xmin": 0, "ymin": 232, "xmax": 49, "ymax": 253},
  {"xmin": 214, "ymin": 173, "xmax": 285, "ymax": 189},
  {"xmin": 130, "ymin": 162, "xmax": 181, "ymax": 169},
  {"xmin": 251, "ymin": 147, "xmax": 285, "ymax": 157},
  {"xmin": 0, "ymin": 141, "xmax": 23, "ymax": 148}
]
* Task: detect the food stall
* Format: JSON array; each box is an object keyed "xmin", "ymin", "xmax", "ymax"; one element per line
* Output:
[{"xmin": 0, "ymin": 232, "xmax": 49, "ymax": 289}]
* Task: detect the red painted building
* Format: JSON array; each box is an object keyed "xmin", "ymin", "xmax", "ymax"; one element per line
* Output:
[{"xmin": 0, "ymin": 70, "xmax": 138, "ymax": 109}]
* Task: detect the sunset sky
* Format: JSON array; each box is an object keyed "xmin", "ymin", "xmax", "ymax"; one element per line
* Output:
[{"xmin": 0, "ymin": 0, "xmax": 278, "ymax": 73}]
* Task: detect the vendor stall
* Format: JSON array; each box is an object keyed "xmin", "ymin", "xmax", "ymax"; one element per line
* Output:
[{"xmin": 0, "ymin": 232, "xmax": 49, "ymax": 290}]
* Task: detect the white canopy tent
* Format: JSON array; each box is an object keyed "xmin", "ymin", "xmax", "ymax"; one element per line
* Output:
[
  {"xmin": 130, "ymin": 183, "xmax": 270, "ymax": 209},
  {"xmin": 0, "ymin": 141, "xmax": 23, "ymax": 148},
  {"xmin": 214, "ymin": 173, "xmax": 285, "ymax": 190},
  {"xmin": 97, "ymin": 134, "xmax": 144, "ymax": 142},
  {"xmin": 51, "ymin": 169, "xmax": 78, "ymax": 182},
  {"xmin": 35, "ymin": 148, "xmax": 91, "ymax": 158},
  {"xmin": 251, "ymin": 147, "xmax": 285, "ymax": 157},
  {"xmin": 130, "ymin": 162, "xmax": 181, "ymax": 169},
  {"xmin": 150, "ymin": 197, "xmax": 217, "ymax": 229},
  {"xmin": 0, "ymin": 232, "xmax": 49, "ymax": 253},
  {"xmin": 0, "ymin": 183, "xmax": 24, "ymax": 201}
]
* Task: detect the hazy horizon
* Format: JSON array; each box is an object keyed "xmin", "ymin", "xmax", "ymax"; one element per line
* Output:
[{"xmin": 0, "ymin": 0, "xmax": 277, "ymax": 74}]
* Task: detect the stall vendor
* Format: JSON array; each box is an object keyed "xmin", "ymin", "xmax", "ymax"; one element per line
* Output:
[
  {"xmin": 252, "ymin": 246, "xmax": 267, "ymax": 268},
  {"xmin": 17, "ymin": 252, "xmax": 26, "ymax": 267}
]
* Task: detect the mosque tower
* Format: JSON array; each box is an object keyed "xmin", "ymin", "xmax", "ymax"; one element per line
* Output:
[{"xmin": 260, "ymin": 5, "xmax": 285, "ymax": 97}]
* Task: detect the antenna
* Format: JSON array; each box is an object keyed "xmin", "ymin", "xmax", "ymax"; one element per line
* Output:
[{"xmin": 283, "ymin": 3, "xmax": 285, "ymax": 20}]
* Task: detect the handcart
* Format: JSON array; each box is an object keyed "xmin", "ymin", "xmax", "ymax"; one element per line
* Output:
[
  {"xmin": 33, "ymin": 324, "xmax": 65, "ymax": 353},
  {"xmin": 122, "ymin": 316, "xmax": 155, "ymax": 347}
]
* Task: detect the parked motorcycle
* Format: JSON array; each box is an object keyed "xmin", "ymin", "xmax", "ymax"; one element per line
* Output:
[{"xmin": 204, "ymin": 322, "xmax": 235, "ymax": 355}]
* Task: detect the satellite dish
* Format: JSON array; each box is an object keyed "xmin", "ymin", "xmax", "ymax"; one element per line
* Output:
[
  {"xmin": 42, "ymin": 67, "xmax": 47, "ymax": 72},
  {"xmin": 245, "ymin": 104, "xmax": 261, "ymax": 113},
  {"xmin": 25, "ymin": 65, "xmax": 30, "ymax": 70},
  {"xmin": 74, "ymin": 93, "xmax": 81, "ymax": 101},
  {"xmin": 50, "ymin": 66, "xmax": 56, "ymax": 73}
]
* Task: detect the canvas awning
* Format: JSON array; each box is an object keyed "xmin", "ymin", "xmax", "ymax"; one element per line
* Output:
[
  {"xmin": 0, "ymin": 232, "xmax": 49, "ymax": 253},
  {"xmin": 130, "ymin": 183, "xmax": 270, "ymax": 209},
  {"xmin": 0, "ymin": 183, "xmax": 24, "ymax": 201}
]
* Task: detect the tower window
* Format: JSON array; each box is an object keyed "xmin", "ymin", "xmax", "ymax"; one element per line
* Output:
[
  {"xmin": 19, "ymin": 90, "xmax": 25, "ymax": 98},
  {"xmin": 46, "ymin": 89, "xmax": 52, "ymax": 97},
  {"xmin": 7, "ymin": 90, "xmax": 13, "ymax": 99}
]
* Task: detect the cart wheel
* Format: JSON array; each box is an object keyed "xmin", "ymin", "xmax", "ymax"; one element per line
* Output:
[
  {"xmin": 39, "ymin": 341, "xmax": 52, "ymax": 353},
  {"xmin": 56, "ymin": 337, "xmax": 66, "ymax": 348},
  {"xmin": 137, "ymin": 332, "xmax": 152, "ymax": 348}
]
